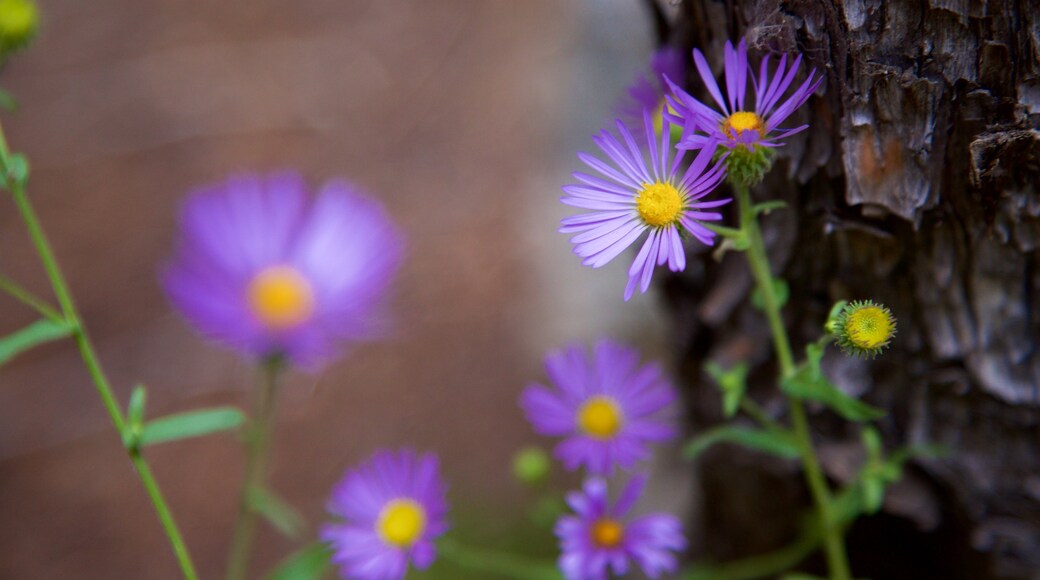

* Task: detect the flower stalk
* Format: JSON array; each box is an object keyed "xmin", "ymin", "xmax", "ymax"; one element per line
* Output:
[
  {"xmin": 0, "ymin": 119, "xmax": 199, "ymax": 580},
  {"xmin": 734, "ymin": 182, "xmax": 851, "ymax": 580}
]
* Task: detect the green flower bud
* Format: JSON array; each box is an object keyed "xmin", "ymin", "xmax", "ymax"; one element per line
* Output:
[
  {"xmin": 512, "ymin": 446, "xmax": 550, "ymax": 486},
  {"xmin": 0, "ymin": 0, "xmax": 38, "ymax": 57}
]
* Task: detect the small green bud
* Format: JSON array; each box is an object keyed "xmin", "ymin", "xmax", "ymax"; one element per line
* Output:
[
  {"xmin": 830, "ymin": 299, "xmax": 897, "ymax": 358},
  {"xmin": 722, "ymin": 144, "xmax": 775, "ymax": 188},
  {"xmin": 0, "ymin": 0, "xmax": 38, "ymax": 57},
  {"xmin": 512, "ymin": 446, "xmax": 550, "ymax": 486}
]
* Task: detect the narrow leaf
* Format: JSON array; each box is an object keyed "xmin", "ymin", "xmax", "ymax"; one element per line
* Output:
[
  {"xmin": 685, "ymin": 425, "xmax": 799, "ymax": 460},
  {"xmin": 754, "ymin": 200, "xmax": 788, "ymax": 215},
  {"xmin": 249, "ymin": 486, "xmax": 305, "ymax": 538},
  {"xmin": 782, "ymin": 344, "xmax": 885, "ymax": 422},
  {"xmin": 751, "ymin": 277, "xmax": 789, "ymax": 310},
  {"xmin": 0, "ymin": 318, "xmax": 72, "ymax": 366},
  {"xmin": 266, "ymin": 543, "xmax": 332, "ymax": 580},
  {"xmin": 138, "ymin": 407, "xmax": 245, "ymax": 446},
  {"xmin": 705, "ymin": 361, "xmax": 749, "ymax": 418},
  {"xmin": 128, "ymin": 385, "xmax": 147, "ymax": 428}
]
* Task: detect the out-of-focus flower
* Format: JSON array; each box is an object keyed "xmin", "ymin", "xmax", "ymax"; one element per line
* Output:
[
  {"xmin": 666, "ymin": 39, "xmax": 821, "ymax": 185},
  {"xmin": 0, "ymin": 0, "xmax": 37, "ymax": 57},
  {"xmin": 321, "ymin": 449, "xmax": 448, "ymax": 580},
  {"xmin": 831, "ymin": 300, "xmax": 897, "ymax": 358},
  {"xmin": 162, "ymin": 172, "xmax": 403, "ymax": 368},
  {"xmin": 618, "ymin": 47, "xmax": 685, "ymax": 143},
  {"xmin": 512, "ymin": 446, "xmax": 551, "ymax": 486},
  {"xmin": 520, "ymin": 340, "xmax": 677, "ymax": 475},
  {"xmin": 556, "ymin": 476, "xmax": 685, "ymax": 580},
  {"xmin": 559, "ymin": 110, "xmax": 729, "ymax": 300}
]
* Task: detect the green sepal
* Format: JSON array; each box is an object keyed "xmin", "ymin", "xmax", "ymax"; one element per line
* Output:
[
  {"xmin": 122, "ymin": 385, "xmax": 148, "ymax": 449},
  {"xmin": 266, "ymin": 543, "xmax": 332, "ymax": 580},
  {"xmin": 704, "ymin": 361, "xmax": 748, "ymax": 418},
  {"xmin": 781, "ymin": 343, "xmax": 885, "ymax": 422},
  {"xmin": 824, "ymin": 300, "xmax": 849, "ymax": 334},
  {"xmin": 684, "ymin": 425, "xmax": 800, "ymax": 460},
  {"xmin": 137, "ymin": 407, "xmax": 245, "ymax": 446},
  {"xmin": 0, "ymin": 318, "xmax": 72, "ymax": 366},
  {"xmin": 751, "ymin": 277, "xmax": 789, "ymax": 310},
  {"xmin": 249, "ymin": 485, "xmax": 305, "ymax": 538}
]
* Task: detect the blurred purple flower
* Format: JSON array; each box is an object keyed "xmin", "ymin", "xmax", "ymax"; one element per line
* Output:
[
  {"xmin": 321, "ymin": 448, "xmax": 449, "ymax": 580},
  {"xmin": 665, "ymin": 38, "xmax": 822, "ymax": 151},
  {"xmin": 560, "ymin": 110, "xmax": 729, "ymax": 300},
  {"xmin": 162, "ymin": 172, "xmax": 403, "ymax": 368},
  {"xmin": 556, "ymin": 476, "xmax": 686, "ymax": 579},
  {"xmin": 520, "ymin": 340, "xmax": 677, "ymax": 476},
  {"xmin": 618, "ymin": 46, "xmax": 685, "ymax": 143}
]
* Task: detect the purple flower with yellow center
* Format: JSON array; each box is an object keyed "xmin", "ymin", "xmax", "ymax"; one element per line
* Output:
[
  {"xmin": 162, "ymin": 172, "xmax": 403, "ymax": 368},
  {"xmin": 560, "ymin": 110, "xmax": 729, "ymax": 301},
  {"xmin": 556, "ymin": 475, "xmax": 686, "ymax": 579},
  {"xmin": 321, "ymin": 448, "xmax": 449, "ymax": 580},
  {"xmin": 665, "ymin": 38, "xmax": 821, "ymax": 152},
  {"xmin": 520, "ymin": 340, "xmax": 677, "ymax": 475},
  {"xmin": 618, "ymin": 46, "xmax": 685, "ymax": 143}
]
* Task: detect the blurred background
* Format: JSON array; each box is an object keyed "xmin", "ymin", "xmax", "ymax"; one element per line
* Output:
[{"xmin": 0, "ymin": 1, "xmax": 690, "ymax": 577}]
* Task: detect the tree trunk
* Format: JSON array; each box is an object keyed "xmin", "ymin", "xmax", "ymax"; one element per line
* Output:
[{"xmin": 657, "ymin": 1, "xmax": 1040, "ymax": 578}]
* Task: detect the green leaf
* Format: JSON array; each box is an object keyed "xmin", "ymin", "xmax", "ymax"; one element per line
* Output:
[
  {"xmin": 781, "ymin": 344, "xmax": 885, "ymax": 422},
  {"xmin": 249, "ymin": 486, "xmax": 305, "ymax": 538},
  {"xmin": 751, "ymin": 277, "xmax": 789, "ymax": 310},
  {"xmin": 128, "ymin": 385, "xmax": 147, "ymax": 428},
  {"xmin": 685, "ymin": 425, "xmax": 800, "ymax": 460},
  {"xmin": 5, "ymin": 152, "xmax": 29, "ymax": 184},
  {"xmin": 266, "ymin": 543, "xmax": 332, "ymax": 580},
  {"xmin": 753, "ymin": 200, "xmax": 788, "ymax": 215},
  {"xmin": 704, "ymin": 362, "xmax": 749, "ymax": 418},
  {"xmin": 138, "ymin": 407, "xmax": 245, "ymax": 446},
  {"xmin": 0, "ymin": 318, "xmax": 72, "ymax": 366}
]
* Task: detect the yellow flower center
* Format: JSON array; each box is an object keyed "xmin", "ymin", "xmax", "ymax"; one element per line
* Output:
[
  {"xmin": 577, "ymin": 396, "xmax": 623, "ymax": 439},
  {"xmin": 636, "ymin": 181, "xmax": 683, "ymax": 227},
  {"xmin": 376, "ymin": 498, "xmax": 427, "ymax": 548},
  {"xmin": 591, "ymin": 518, "xmax": 625, "ymax": 548},
  {"xmin": 247, "ymin": 265, "xmax": 315, "ymax": 330},
  {"xmin": 845, "ymin": 306, "xmax": 895, "ymax": 349},
  {"xmin": 722, "ymin": 111, "xmax": 765, "ymax": 139}
]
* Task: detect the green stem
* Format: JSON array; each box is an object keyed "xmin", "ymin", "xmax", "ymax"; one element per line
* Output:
[
  {"xmin": 226, "ymin": 359, "xmax": 282, "ymax": 580},
  {"xmin": 0, "ymin": 271, "xmax": 64, "ymax": 322},
  {"xmin": 735, "ymin": 183, "xmax": 851, "ymax": 580},
  {"xmin": 1, "ymin": 123, "xmax": 198, "ymax": 579},
  {"xmin": 438, "ymin": 537, "xmax": 562, "ymax": 580},
  {"xmin": 686, "ymin": 523, "xmax": 819, "ymax": 580}
]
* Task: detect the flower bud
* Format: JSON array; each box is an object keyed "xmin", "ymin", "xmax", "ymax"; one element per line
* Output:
[
  {"xmin": 0, "ymin": 0, "xmax": 38, "ymax": 58},
  {"xmin": 830, "ymin": 300, "xmax": 897, "ymax": 358},
  {"xmin": 512, "ymin": 446, "xmax": 550, "ymax": 486}
]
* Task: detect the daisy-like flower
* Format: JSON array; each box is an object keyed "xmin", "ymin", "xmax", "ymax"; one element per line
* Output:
[
  {"xmin": 520, "ymin": 340, "xmax": 677, "ymax": 475},
  {"xmin": 666, "ymin": 38, "xmax": 821, "ymax": 151},
  {"xmin": 162, "ymin": 172, "xmax": 403, "ymax": 368},
  {"xmin": 321, "ymin": 449, "xmax": 449, "ymax": 580},
  {"xmin": 556, "ymin": 476, "xmax": 686, "ymax": 579},
  {"xmin": 560, "ymin": 109, "xmax": 729, "ymax": 301},
  {"xmin": 618, "ymin": 46, "xmax": 685, "ymax": 143}
]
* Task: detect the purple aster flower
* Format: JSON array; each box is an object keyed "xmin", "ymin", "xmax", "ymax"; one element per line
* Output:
[
  {"xmin": 556, "ymin": 475, "xmax": 686, "ymax": 579},
  {"xmin": 162, "ymin": 172, "xmax": 403, "ymax": 368},
  {"xmin": 560, "ymin": 109, "xmax": 730, "ymax": 301},
  {"xmin": 665, "ymin": 38, "xmax": 822, "ymax": 151},
  {"xmin": 618, "ymin": 46, "xmax": 685, "ymax": 143},
  {"xmin": 321, "ymin": 448, "xmax": 449, "ymax": 580},
  {"xmin": 520, "ymin": 339, "xmax": 678, "ymax": 476}
]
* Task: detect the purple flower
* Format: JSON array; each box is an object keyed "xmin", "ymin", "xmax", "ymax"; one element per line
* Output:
[
  {"xmin": 321, "ymin": 449, "xmax": 449, "ymax": 580},
  {"xmin": 162, "ymin": 172, "xmax": 403, "ymax": 368},
  {"xmin": 560, "ymin": 110, "xmax": 729, "ymax": 301},
  {"xmin": 520, "ymin": 340, "xmax": 678, "ymax": 476},
  {"xmin": 556, "ymin": 476, "xmax": 686, "ymax": 579},
  {"xmin": 618, "ymin": 47, "xmax": 685, "ymax": 143},
  {"xmin": 665, "ymin": 39, "xmax": 822, "ymax": 151}
]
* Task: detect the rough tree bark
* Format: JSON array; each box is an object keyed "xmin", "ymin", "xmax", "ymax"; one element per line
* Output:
[{"xmin": 653, "ymin": 1, "xmax": 1040, "ymax": 578}]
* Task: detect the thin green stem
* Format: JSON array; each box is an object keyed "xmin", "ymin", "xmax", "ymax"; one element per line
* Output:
[
  {"xmin": 226, "ymin": 359, "xmax": 282, "ymax": 580},
  {"xmin": 685, "ymin": 523, "xmax": 819, "ymax": 580},
  {"xmin": 438, "ymin": 537, "xmax": 562, "ymax": 580},
  {"xmin": 735, "ymin": 183, "xmax": 851, "ymax": 580},
  {"xmin": 0, "ymin": 271, "xmax": 64, "ymax": 322},
  {"xmin": 0, "ymin": 121, "xmax": 198, "ymax": 579},
  {"xmin": 739, "ymin": 397, "xmax": 785, "ymax": 435}
]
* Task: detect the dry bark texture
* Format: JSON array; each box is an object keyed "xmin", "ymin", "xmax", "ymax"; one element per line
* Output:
[{"xmin": 657, "ymin": 1, "xmax": 1040, "ymax": 578}]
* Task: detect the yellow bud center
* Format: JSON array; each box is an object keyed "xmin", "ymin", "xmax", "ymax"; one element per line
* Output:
[
  {"xmin": 577, "ymin": 396, "xmax": 623, "ymax": 439},
  {"xmin": 636, "ymin": 181, "xmax": 683, "ymax": 227},
  {"xmin": 247, "ymin": 265, "xmax": 315, "ymax": 330},
  {"xmin": 846, "ymin": 306, "xmax": 895, "ymax": 349},
  {"xmin": 722, "ymin": 111, "xmax": 765, "ymax": 139},
  {"xmin": 376, "ymin": 498, "xmax": 427, "ymax": 548},
  {"xmin": 591, "ymin": 518, "xmax": 625, "ymax": 548}
]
